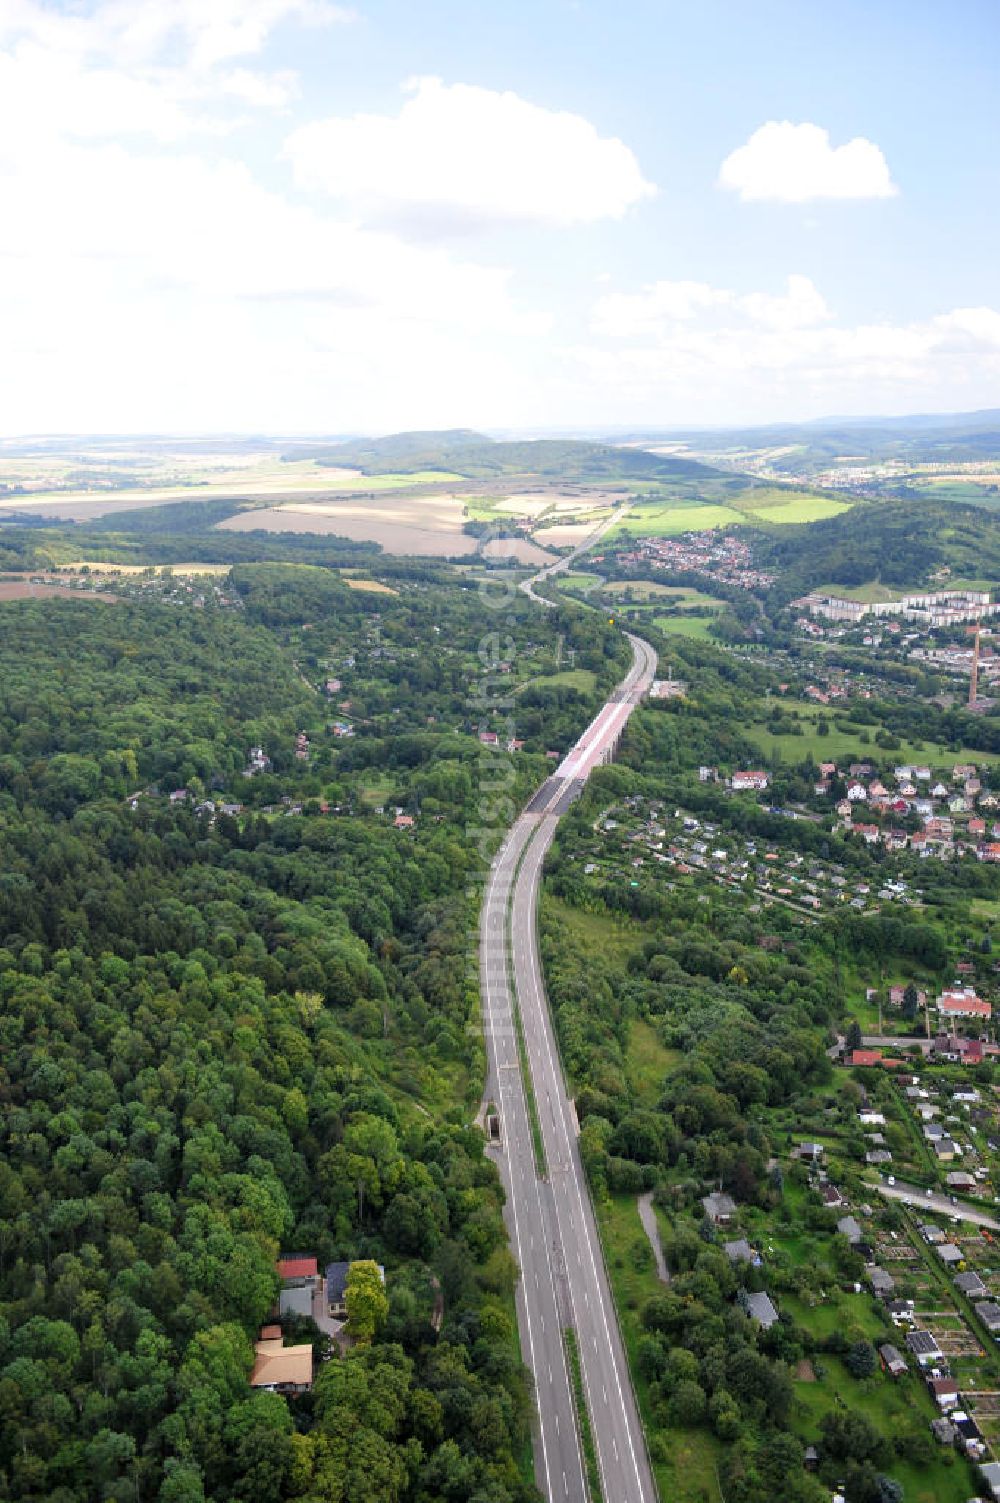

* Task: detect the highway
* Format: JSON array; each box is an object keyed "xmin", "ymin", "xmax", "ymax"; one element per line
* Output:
[{"xmin": 481, "ymin": 628, "xmax": 657, "ymax": 1503}]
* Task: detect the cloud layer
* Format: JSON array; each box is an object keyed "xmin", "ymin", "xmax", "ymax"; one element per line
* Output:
[
  {"xmin": 719, "ymin": 121, "xmax": 897, "ymax": 202},
  {"xmin": 286, "ymin": 76, "xmax": 657, "ymax": 232}
]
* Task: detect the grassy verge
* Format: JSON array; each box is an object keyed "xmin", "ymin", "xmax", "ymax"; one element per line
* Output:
[{"xmin": 563, "ymin": 1327, "xmax": 603, "ymax": 1503}]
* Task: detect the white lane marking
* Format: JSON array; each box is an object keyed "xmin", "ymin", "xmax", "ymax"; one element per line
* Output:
[{"xmin": 515, "ymin": 768, "xmax": 654, "ymax": 1502}]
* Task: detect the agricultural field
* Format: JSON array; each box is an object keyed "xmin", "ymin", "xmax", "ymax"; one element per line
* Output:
[
  {"xmin": 608, "ymin": 501, "xmax": 745, "ymax": 537},
  {"xmin": 749, "ymin": 495, "xmax": 851, "ymax": 524},
  {"xmin": 217, "ymin": 493, "xmax": 477, "ymax": 556}
]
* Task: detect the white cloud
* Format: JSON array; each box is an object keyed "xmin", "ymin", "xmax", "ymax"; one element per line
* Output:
[
  {"xmin": 592, "ymin": 274, "xmax": 830, "ymax": 337},
  {"xmin": 718, "ymin": 121, "xmax": 897, "ymax": 203},
  {"xmin": 285, "ymin": 75, "xmax": 656, "ymax": 231},
  {"xmin": 577, "ymin": 273, "xmax": 1000, "ymax": 424}
]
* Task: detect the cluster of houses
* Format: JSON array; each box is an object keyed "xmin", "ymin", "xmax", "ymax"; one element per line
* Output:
[
  {"xmin": 249, "ymin": 1256, "xmax": 386, "ymax": 1397},
  {"xmin": 796, "ymin": 1146, "xmax": 1000, "ymax": 1489},
  {"xmin": 613, "ymin": 531, "xmax": 775, "ymax": 590},
  {"xmin": 818, "ymin": 759, "xmax": 1000, "ymax": 863},
  {"xmin": 588, "ymin": 796, "xmax": 922, "ymax": 920},
  {"xmin": 244, "ymin": 745, "xmax": 272, "ymax": 777},
  {"xmin": 839, "ymin": 1062, "xmax": 997, "ymax": 1189},
  {"xmin": 700, "ymin": 1194, "xmax": 778, "ymax": 1328}
]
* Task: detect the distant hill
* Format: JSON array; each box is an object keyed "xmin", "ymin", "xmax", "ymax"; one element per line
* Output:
[
  {"xmin": 623, "ymin": 409, "xmax": 1000, "ymax": 468},
  {"xmin": 287, "ymin": 430, "xmax": 722, "ymax": 482},
  {"xmin": 752, "ymin": 497, "xmax": 1000, "ymax": 598}
]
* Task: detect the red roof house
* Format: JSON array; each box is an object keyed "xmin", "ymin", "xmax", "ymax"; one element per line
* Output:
[{"xmin": 277, "ymin": 1257, "xmax": 318, "ymax": 1283}]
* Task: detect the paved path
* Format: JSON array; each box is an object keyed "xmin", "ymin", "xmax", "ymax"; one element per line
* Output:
[
  {"xmin": 874, "ymin": 1177, "xmax": 1000, "ymax": 1230},
  {"xmin": 481, "ymin": 630, "xmax": 657, "ymax": 1503},
  {"xmin": 521, "ymin": 502, "xmax": 631, "ymax": 607}
]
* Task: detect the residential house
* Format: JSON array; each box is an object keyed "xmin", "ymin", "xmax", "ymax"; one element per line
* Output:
[
  {"xmin": 279, "ymin": 1285, "xmax": 314, "ymax": 1320},
  {"xmin": 740, "ymin": 1291, "xmax": 779, "ymax": 1329},
  {"xmin": 250, "ymin": 1333, "xmax": 313, "ymax": 1394},
  {"xmin": 867, "ymin": 1265, "xmax": 895, "ymax": 1298},
  {"xmin": 929, "ymin": 1376, "xmax": 960, "ymax": 1409},
  {"xmin": 837, "ymin": 1215, "xmax": 863, "ymax": 1245},
  {"xmin": 955, "ymin": 1271, "xmax": 987, "ymax": 1298},
  {"xmin": 793, "ymin": 1142, "xmax": 825, "ymax": 1162},
  {"xmin": 723, "ymin": 1239, "xmax": 756, "ymax": 1265},
  {"xmin": 879, "ymin": 1343, "xmax": 908, "ymax": 1378},
  {"xmin": 937, "ymin": 986, "xmax": 991, "ymax": 1022},
  {"xmin": 731, "ymin": 771, "xmax": 769, "ymax": 792},
  {"xmin": 325, "ymin": 1261, "xmax": 386, "ymax": 1320},
  {"xmin": 906, "ymin": 1329, "xmax": 943, "ymax": 1364},
  {"xmin": 702, "ymin": 1192, "xmax": 737, "ymax": 1225},
  {"xmin": 277, "ymin": 1256, "xmax": 318, "ymax": 1285},
  {"xmin": 975, "ymin": 1301, "xmax": 1000, "ymax": 1333},
  {"xmin": 821, "ymin": 1185, "xmax": 845, "ymax": 1208},
  {"xmin": 937, "ymin": 1243, "xmax": 963, "ymax": 1266}
]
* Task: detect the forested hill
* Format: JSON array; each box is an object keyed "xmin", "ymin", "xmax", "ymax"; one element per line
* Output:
[
  {"xmin": 0, "ymin": 565, "xmax": 627, "ymax": 1503},
  {"xmin": 753, "ymin": 497, "xmax": 1000, "ymax": 597},
  {"xmin": 284, "ymin": 430, "xmax": 720, "ymax": 482}
]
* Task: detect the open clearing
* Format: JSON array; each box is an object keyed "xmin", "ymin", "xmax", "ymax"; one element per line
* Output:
[
  {"xmin": 749, "ymin": 495, "xmax": 851, "ymax": 524},
  {"xmin": 342, "ymin": 578, "xmax": 399, "ymax": 595},
  {"xmin": 747, "ymin": 702, "xmax": 1000, "ymax": 767},
  {"xmin": 0, "ymin": 580, "xmax": 121, "ymax": 603},
  {"xmin": 67, "ymin": 561, "xmax": 232, "ymax": 576},
  {"xmin": 654, "ymin": 613, "xmax": 719, "ymax": 638},
  {"xmin": 481, "ymin": 537, "xmax": 555, "ymax": 566},
  {"xmin": 609, "ymin": 502, "xmax": 744, "ymax": 537},
  {"xmin": 532, "ymin": 520, "xmax": 608, "ymax": 548},
  {"xmin": 218, "ymin": 495, "xmax": 477, "ymax": 557}
]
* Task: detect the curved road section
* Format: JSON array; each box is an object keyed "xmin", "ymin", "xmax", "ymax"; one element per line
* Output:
[{"xmin": 481, "ymin": 630, "xmax": 657, "ymax": 1503}]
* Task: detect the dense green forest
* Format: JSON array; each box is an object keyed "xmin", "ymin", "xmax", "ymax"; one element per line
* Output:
[
  {"xmin": 0, "ymin": 559, "xmax": 628, "ymax": 1503},
  {"xmin": 754, "ymin": 497, "xmax": 1000, "ymax": 596}
]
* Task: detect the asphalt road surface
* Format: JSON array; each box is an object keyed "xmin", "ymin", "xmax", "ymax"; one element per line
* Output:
[
  {"xmin": 481, "ymin": 631, "xmax": 657, "ymax": 1503},
  {"xmin": 521, "ymin": 502, "xmax": 631, "ymax": 608},
  {"xmin": 875, "ymin": 1176, "xmax": 1000, "ymax": 1229}
]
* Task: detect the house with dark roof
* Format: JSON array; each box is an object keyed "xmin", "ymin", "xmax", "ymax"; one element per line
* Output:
[
  {"xmin": 955, "ymin": 1271, "xmax": 987, "ymax": 1298},
  {"xmin": 975, "ymin": 1301, "xmax": 1000, "ymax": 1333},
  {"xmin": 702, "ymin": 1192, "xmax": 736, "ymax": 1225},
  {"xmin": 740, "ymin": 1291, "xmax": 779, "ymax": 1329},
  {"xmin": 906, "ymin": 1329, "xmax": 943, "ymax": 1364},
  {"xmin": 837, "ymin": 1215, "xmax": 862, "ymax": 1244},
  {"xmin": 723, "ymin": 1238, "xmax": 756, "ymax": 1265},
  {"xmin": 867, "ymin": 1265, "xmax": 895, "ymax": 1298},
  {"xmin": 879, "ymin": 1343, "xmax": 907, "ymax": 1377},
  {"xmin": 929, "ymin": 1375, "xmax": 960, "ymax": 1409},
  {"xmin": 325, "ymin": 1260, "xmax": 386, "ymax": 1319}
]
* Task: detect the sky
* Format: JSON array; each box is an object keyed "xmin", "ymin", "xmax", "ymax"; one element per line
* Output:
[{"xmin": 1, "ymin": 0, "xmax": 999, "ymax": 435}]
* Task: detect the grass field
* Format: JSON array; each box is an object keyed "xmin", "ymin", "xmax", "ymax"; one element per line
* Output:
[
  {"xmin": 603, "ymin": 580, "xmax": 698, "ymax": 600},
  {"xmin": 558, "ymin": 571, "xmax": 604, "ymax": 592},
  {"xmin": 746, "ymin": 701, "xmax": 1000, "ymax": 768},
  {"xmin": 748, "ymin": 495, "xmax": 851, "ymax": 524},
  {"xmin": 653, "ymin": 614, "xmax": 719, "ymax": 639},
  {"xmin": 627, "ymin": 1019, "xmax": 679, "ymax": 1107},
  {"xmin": 520, "ymin": 668, "xmax": 598, "ymax": 694},
  {"xmin": 609, "ymin": 502, "xmax": 744, "ymax": 537}
]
